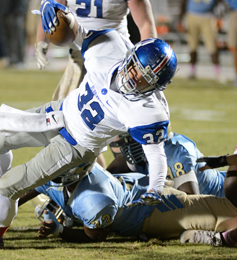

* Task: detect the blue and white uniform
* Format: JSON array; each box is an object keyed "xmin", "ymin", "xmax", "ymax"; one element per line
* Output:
[
  {"xmin": 67, "ymin": 0, "xmax": 130, "ymax": 38},
  {"xmin": 64, "ymin": 28, "xmax": 170, "ymax": 192},
  {"xmin": 35, "ymin": 163, "xmax": 237, "ymax": 238},
  {"xmin": 135, "ymin": 132, "xmax": 225, "ymax": 197}
]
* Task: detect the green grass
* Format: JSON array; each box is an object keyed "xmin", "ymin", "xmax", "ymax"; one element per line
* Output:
[{"xmin": 1, "ymin": 70, "xmax": 237, "ymax": 259}]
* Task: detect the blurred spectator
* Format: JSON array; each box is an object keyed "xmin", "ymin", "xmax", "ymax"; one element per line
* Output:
[
  {"xmin": 223, "ymin": 0, "xmax": 237, "ymax": 86},
  {"xmin": 178, "ymin": 0, "xmax": 225, "ymax": 82},
  {"xmin": 26, "ymin": 0, "xmax": 41, "ymax": 57},
  {"xmin": 0, "ymin": 2, "xmax": 9, "ymax": 68},
  {"xmin": 0, "ymin": 0, "xmax": 29, "ymax": 69}
]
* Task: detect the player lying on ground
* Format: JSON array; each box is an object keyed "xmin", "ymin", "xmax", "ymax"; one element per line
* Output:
[
  {"xmin": 180, "ymin": 147, "xmax": 237, "ymax": 246},
  {"xmin": 0, "ymin": 3, "xmax": 177, "ymax": 238},
  {"xmin": 16, "ymin": 162, "xmax": 237, "ymax": 244},
  {"xmin": 107, "ymin": 128, "xmax": 225, "ymax": 196}
]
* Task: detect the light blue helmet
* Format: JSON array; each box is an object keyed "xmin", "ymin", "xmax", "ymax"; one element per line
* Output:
[{"xmin": 117, "ymin": 38, "xmax": 177, "ymax": 101}]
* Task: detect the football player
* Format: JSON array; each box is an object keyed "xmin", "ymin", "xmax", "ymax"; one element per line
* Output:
[
  {"xmin": 107, "ymin": 128, "xmax": 226, "ymax": 196},
  {"xmin": 180, "ymin": 148, "xmax": 237, "ymax": 247},
  {"xmin": 17, "ymin": 162, "xmax": 237, "ymax": 244},
  {"xmin": 0, "ymin": 5, "xmax": 177, "ymax": 237},
  {"xmin": 36, "ymin": 0, "xmax": 157, "ymax": 169},
  {"xmin": 35, "ymin": 0, "xmax": 157, "ymax": 100}
]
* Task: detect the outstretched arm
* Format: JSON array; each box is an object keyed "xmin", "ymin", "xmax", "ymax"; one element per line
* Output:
[
  {"xmin": 196, "ymin": 154, "xmax": 232, "ymax": 170},
  {"xmin": 128, "ymin": 0, "xmax": 157, "ymax": 40},
  {"xmin": 18, "ymin": 189, "xmax": 40, "ymax": 207}
]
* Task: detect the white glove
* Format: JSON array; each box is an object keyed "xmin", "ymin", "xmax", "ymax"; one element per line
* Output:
[{"xmin": 35, "ymin": 41, "xmax": 49, "ymax": 70}]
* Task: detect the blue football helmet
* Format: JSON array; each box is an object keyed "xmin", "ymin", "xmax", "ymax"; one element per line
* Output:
[{"xmin": 117, "ymin": 38, "xmax": 177, "ymax": 101}]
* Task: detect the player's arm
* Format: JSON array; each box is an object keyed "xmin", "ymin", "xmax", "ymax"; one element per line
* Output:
[
  {"xmin": 176, "ymin": 177, "xmax": 200, "ymax": 195},
  {"xmin": 18, "ymin": 189, "xmax": 40, "ymax": 207},
  {"xmin": 196, "ymin": 154, "xmax": 233, "ymax": 170},
  {"xmin": 106, "ymin": 154, "xmax": 131, "ymax": 174},
  {"xmin": 35, "ymin": 0, "xmax": 67, "ymax": 69},
  {"xmin": 142, "ymin": 142, "xmax": 167, "ymax": 194},
  {"xmin": 38, "ymin": 210, "xmax": 109, "ymax": 243},
  {"xmin": 128, "ymin": 0, "xmax": 157, "ymax": 39}
]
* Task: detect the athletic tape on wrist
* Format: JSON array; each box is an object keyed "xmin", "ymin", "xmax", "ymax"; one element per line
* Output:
[{"xmin": 52, "ymin": 223, "xmax": 64, "ymax": 237}]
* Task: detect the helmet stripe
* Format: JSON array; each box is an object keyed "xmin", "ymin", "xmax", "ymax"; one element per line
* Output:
[{"xmin": 153, "ymin": 47, "xmax": 172, "ymax": 74}]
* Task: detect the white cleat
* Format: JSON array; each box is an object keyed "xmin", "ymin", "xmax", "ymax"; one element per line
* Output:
[{"xmin": 180, "ymin": 230, "xmax": 222, "ymax": 247}]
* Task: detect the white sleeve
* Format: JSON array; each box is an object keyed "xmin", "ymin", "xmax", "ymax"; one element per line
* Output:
[
  {"xmin": 70, "ymin": 22, "xmax": 89, "ymax": 50},
  {"xmin": 142, "ymin": 142, "xmax": 167, "ymax": 193}
]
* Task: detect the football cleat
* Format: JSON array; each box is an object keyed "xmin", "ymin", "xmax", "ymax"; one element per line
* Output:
[
  {"xmin": 180, "ymin": 230, "xmax": 223, "ymax": 247},
  {"xmin": 0, "ymin": 236, "xmax": 4, "ymax": 249},
  {"xmin": 127, "ymin": 189, "xmax": 163, "ymax": 207}
]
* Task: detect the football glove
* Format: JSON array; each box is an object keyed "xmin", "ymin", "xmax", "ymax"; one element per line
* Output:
[
  {"xmin": 126, "ymin": 189, "xmax": 163, "ymax": 207},
  {"xmin": 196, "ymin": 155, "xmax": 228, "ymax": 168},
  {"xmin": 40, "ymin": 0, "xmax": 69, "ymax": 34},
  {"xmin": 35, "ymin": 41, "xmax": 49, "ymax": 70}
]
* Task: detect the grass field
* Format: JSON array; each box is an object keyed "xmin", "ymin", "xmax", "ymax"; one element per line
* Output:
[{"xmin": 1, "ymin": 69, "xmax": 237, "ymax": 259}]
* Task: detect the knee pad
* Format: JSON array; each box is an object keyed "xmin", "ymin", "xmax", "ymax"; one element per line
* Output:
[
  {"xmin": 0, "ymin": 195, "xmax": 18, "ymax": 227},
  {"xmin": 0, "ymin": 151, "xmax": 13, "ymax": 176},
  {"xmin": 0, "ymin": 133, "xmax": 5, "ymax": 151},
  {"xmin": 0, "ymin": 165, "xmax": 26, "ymax": 199}
]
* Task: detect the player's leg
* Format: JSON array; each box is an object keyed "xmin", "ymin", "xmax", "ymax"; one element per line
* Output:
[
  {"xmin": 0, "ymin": 195, "xmax": 18, "ymax": 237},
  {"xmin": 142, "ymin": 187, "xmax": 237, "ymax": 239},
  {"xmin": 0, "ymin": 100, "xmax": 65, "ymax": 153},
  {"xmin": 186, "ymin": 14, "xmax": 200, "ymax": 79},
  {"xmin": 227, "ymin": 10, "xmax": 237, "ymax": 86},
  {"xmin": 224, "ymin": 165, "xmax": 237, "ymax": 208},
  {"xmin": 201, "ymin": 16, "xmax": 225, "ymax": 82},
  {"xmin": 0, "ymin": 151, "xmax": 13, "ymax": 174},
  {"xmin": 0, "ymin": 134, "xmax": 95, "ymax": 200},
  {"xmin": 0, "ymin": 150, "xmax": 14, "ymax": 247}
]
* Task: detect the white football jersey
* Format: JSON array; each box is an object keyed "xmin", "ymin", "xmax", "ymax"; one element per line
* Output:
[
  {"xmin": 67, "ymin": 0, "xmax": 130, "ymax": 38},
  {"xmin": 63, "ymin": 29, "xmax": 170, "ymax": 153}
]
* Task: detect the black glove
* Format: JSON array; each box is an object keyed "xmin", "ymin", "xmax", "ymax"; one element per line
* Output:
[{"xmin": 196, "ymin": 155, "xmax": 228, "ymax": 168}]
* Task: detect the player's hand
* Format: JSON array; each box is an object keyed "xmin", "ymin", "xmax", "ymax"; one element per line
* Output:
[
  {"xmin": 126, "ymin": 189, "xmax": 163, "ymax": 207},
  {"xmin": 40, "ymin": 0, "xmax": 69, "ymax": 33},
  {"xmin": 35, "ymin": 41, "xmax": 49, "ymax": 70},
  {"xmin": 38, "ymin": 210, "xmax": 63, "ymax": 238},
  {"xmin": 196, "ymin": 155, "xmax": 228, "ymax": 169}
]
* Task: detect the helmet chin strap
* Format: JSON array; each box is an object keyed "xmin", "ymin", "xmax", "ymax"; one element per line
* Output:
[{"xmin": 140, "ymin": 85, "xmax": 155, "ymax": 94}]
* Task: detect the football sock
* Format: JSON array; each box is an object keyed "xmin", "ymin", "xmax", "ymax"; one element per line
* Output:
[
  {"xmin": 189, "ymin": 64, "xmax": 195, "ymax": 76},
  {"xmin": 0, "ymin": 227, "xmax": 9, "ymax": 237},
  {"xmin": 214, "ymin": 64, "xmax": 220, "ymax": 75}
]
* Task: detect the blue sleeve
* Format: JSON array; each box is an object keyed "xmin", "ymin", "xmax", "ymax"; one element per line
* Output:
[
  {"xmin": 128, "ymin": 120, "xmax": 169, "ymax": 145},
  {"xmin": 35, "ymin": 184, "xmax": 48, "ymax": 195}
]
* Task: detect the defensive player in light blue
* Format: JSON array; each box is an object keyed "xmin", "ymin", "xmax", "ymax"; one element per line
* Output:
[
  {"xmin": 178, "ymin": 0, "xmax": 223, "ymax": 81},
  {"xmin": 108, "ymin": 129, "xmax": 226, "ymax": 197},
  {"xmin": 17, "ymin": 162, "xmax": 237, "ymax": 243}
]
